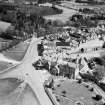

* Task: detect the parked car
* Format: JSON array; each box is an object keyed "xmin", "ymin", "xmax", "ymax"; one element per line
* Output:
[{"xmin": 37, "ymin": 43, "xmax": 44, "ymax": 56}]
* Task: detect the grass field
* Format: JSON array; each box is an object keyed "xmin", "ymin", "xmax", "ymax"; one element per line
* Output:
[
  {"xmin": 20, "ymin": 5, "xmax": 62, "ymax": 16},
  {"xmin": 52, "ymin": 79, "xmax": 101, "ymax": 105},
  {"xmin": 0, "ymin": 78, "xmax": 40, "ymax": 105},
  {"xmin": 3, "ymin": 41, "xmax": 30, "ymax": 61},
  {"xmin": 0, "ymin": 61, "xmax": 13, "ymax": 72},
  {"xmin": 44, "ymin": 4, "xmax": 76, "ymax": 23}
]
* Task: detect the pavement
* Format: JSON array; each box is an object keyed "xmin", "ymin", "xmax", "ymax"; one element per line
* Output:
[{"xmin": 0, "ymin": 36, "xmax": 53, "ymax": 105}]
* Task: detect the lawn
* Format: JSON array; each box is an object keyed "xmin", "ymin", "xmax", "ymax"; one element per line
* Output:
[
  {"xmin": 0, "ymin": 78, "xmax": 40, "ymax": 105},
  {"xmin": 3, "ymin": 41, "xmax": 30, "ymax": 61}
]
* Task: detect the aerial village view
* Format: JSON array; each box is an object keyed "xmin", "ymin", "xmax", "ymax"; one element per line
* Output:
[{"xmin": 0, "ymin": 0, "xmax": 105, "ymax": 105}]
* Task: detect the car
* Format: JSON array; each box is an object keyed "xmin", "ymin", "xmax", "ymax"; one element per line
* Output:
[{"xmin": 37, "ymin": 44, "xmax": 44, "ymax": 56}]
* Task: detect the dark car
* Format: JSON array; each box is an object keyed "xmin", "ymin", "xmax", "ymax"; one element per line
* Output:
[{"xmin": 37, "ymin": 44, "xmax": 44, "ymax": 56}]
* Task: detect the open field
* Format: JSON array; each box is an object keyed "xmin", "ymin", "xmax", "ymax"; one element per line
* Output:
[
  {"xmin": 44, "ymin": 4, "xmax": 76, "ymax": 23},
  {"xmin": 0, "ymin": 78, "xmax": 40, "ymax": 105},
  {"xmin": 20, "ymin": 5, "xmax": 62, "ymax": 16},
  {"xmin": 3, "ymin": 41, "xmax": 30, "ymax": 61},
  {"xmin": 0, "ymin": 61, "xmax": 13, "ymax": 72}
]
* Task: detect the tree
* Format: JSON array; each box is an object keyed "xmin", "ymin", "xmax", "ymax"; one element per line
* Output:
[{"xmin": 93, "ymin": 65, "xmax": 105, "ymax": 82}]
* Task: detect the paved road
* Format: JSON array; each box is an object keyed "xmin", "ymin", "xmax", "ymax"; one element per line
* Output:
[{"xmin": 0, "ymin": 36, "xmax": 53, "ymax": 105}]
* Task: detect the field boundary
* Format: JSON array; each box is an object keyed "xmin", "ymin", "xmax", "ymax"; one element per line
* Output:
[{"xmin": 0, "ymin": 37, "xmax": 33, "ymax": 74}]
